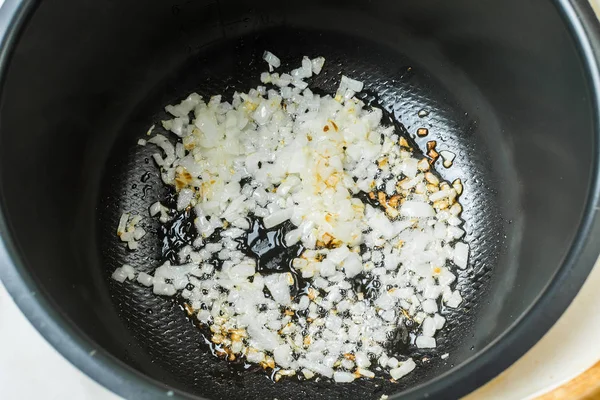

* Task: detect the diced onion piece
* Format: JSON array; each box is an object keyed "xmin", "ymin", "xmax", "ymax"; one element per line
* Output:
[
  {"xmin": 263, "ymin": 208, "xmax": 293, "ymax": 229},
  {"xmin": 263, "ymin": 51, "xmax": 281, "ymax": 68},
  {"xmin": 390, "ymin": 358, "xmax": 416, "ymax": 380},
  {"xmin": 454, "ymin": 242, "xmax": 469, "ymax": 269},
  {"xmin": 311, "ymin": 57, "xmax": 325, "ymax": 74},
  {"xmin": 333, "ymin": 371, "xmax": 355, "ymax": 383},
  {"xmin": 400, "ymin": 201, "xmax": 435, "ymax": 218},
  {"xmin": 340, "ymin": 75, "xmax": 364, "ymax": 92},
  {"xmin": 416, "ymin": 336, "xmax": 436, "ymax": 348},
  {"xmin": 137, "ymin": 272, "xmax": 154, "ymax": 287}
]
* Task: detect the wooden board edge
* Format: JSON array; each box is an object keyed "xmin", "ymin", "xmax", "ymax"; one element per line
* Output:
[{"xmin": 535, "ymin": 360, "xmax": 600, "ymax": 400}]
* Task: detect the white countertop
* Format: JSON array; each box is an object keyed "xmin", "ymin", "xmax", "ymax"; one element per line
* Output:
[
  {"xmin": 0, "ymin": 283, "xmax": 118, "ymax": 400},
  {"xmin": 2, "ymin": 1, "xmax": 600, "ymax": 399}
]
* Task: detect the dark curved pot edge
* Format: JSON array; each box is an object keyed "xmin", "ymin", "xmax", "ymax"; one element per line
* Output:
[{"xmin": 0, "ymin": 0, "xmax": 599, "ymax": 399}]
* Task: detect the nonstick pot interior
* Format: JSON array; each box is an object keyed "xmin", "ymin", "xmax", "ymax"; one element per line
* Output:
[{"xmin": 0, "ymin": 0, "xmax": 599, "ymax": 399}]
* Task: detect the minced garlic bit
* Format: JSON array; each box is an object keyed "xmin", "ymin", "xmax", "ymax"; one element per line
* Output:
[{"xmin": 113, "ymin": 51, "xmax": 470, "ymax": 382}]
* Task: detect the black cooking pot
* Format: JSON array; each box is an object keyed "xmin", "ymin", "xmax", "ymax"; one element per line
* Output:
[{"xmin": 1, "ymin": 0, "xmax": 600, "ymax": 399}]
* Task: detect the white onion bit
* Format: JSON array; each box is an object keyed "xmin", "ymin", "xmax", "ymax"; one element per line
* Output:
[{"xmin": 263, "ymin": 51, "xmax": 281, "ymax": 69}]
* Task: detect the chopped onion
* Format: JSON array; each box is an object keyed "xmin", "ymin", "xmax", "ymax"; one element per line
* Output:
[
  {"xmin": 111, "ymin": 50, "xmax": 472, "ymax": 384},
  {"xmin": 416, "ymin": 336, "xmax": 436, "ymax": 348},
  {"xmin": 390, "ymin": 358, "xmax": 416, "ymax": 380},
  {"xmin": 263, "ymin": 51, "xmax": 281, "ymax": 69},
  {"xmin": 333, "ymin": 371, "xmax": 355, "ymax": 383},
  {"xmin": 400, "ymin": 201, "xmax": 435, "ymax": 218},
  {"xmin": 454, "ymin": 242, "xmax": 469, "ymax": 269}
]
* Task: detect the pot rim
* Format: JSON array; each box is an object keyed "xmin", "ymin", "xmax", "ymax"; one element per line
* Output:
[{"xmin": 0, "ymin": 0, "xmax": 599, "ymax": 399}]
